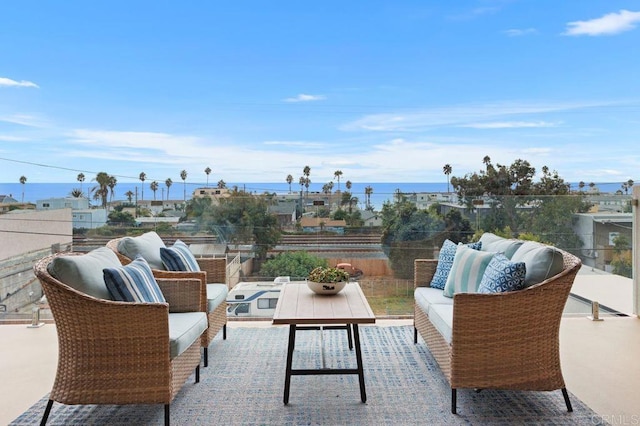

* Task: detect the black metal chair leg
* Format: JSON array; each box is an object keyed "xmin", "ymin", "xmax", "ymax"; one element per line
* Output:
[
  {"xmin": 223, "ymin": 324, "xmax": 227, "ymax": 340},
  {"xmin": 164, "ymin": 404, "xmax": 170, "ymax": 426},
  {"xmin": 562, "ymin": 388, "xmax": 573, "ymax": 412},
  {"xmin": 414, "ymin": 326, "xmax": 418, "ymax": 344},
  {"xmin": 347, "ymin": 324, "xmax": 353, "ymax": 350},
  {"xmin": 451, "ymin": 388, "xmax": 457, "ymax": 414},
  {"xmin": 203, "ymin": 347, "xmax": 208, "ymax": 367},
  {"xmin": 40, "ymin": 399, "xmax": 54, "ymax": 426},
  {"xmin": 195, "ymin": 365, "xmax": 200, "ymax": 383}
]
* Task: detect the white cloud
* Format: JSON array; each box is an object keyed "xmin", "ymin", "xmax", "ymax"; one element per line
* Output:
[
  {"xmin": 504, "ymin": 28, "xmax": 537, "ymax": 37},
  {"xmin": 263, "ymin": 140, "xmax": 326, "ymax": 148},
  {"xmin": 461, "ymin": 121, "xmax": 559, "ymax": 129},
  {"xmin": 0, "ymin": 77, "xmax": 39, "ymax": 88},
  {"xmin": 341, "ymin": 101, "xmax": 605, "ymax": 132},
  {"xmin": 283, "ymin": 94, "xmax": 326, "ymax": 102},
  {"xmin": 0, "ymin": 114, "xmax": 47, "ymax": 127},
  {"xmin": 563, "ymin": 9, "xmax": 640, "ymax": 36}
]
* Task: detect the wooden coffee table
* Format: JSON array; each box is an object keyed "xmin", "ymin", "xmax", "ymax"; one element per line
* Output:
[{"xmin": 272, "ymin": 282, "xmax": 376, "ymax": 404}]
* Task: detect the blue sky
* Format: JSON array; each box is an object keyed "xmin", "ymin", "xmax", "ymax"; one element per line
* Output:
[{"xmin": 1, "ymin": 1, "xmax": 639, "ymax": 189}]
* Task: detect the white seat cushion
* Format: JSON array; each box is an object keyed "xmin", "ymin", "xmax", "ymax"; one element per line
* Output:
[
  {"xmin": 168, "ymin": 312, "xmax": 208, "ymax": 359},
  {"xmin": 428, "ymin": 303, "xmax": 454, "ymax": 344},
  {"xmin": 206, "ymin": 283, "xmax": 229, "ymax": 312},
  {"xmin": 414, "ymin": 287, "xmax": 452, "ymax": 316}
]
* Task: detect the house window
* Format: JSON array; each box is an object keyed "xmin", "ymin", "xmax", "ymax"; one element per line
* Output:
[{"xmin": 43, "ymin": 203, "xmax": 50, "ymax": 208}]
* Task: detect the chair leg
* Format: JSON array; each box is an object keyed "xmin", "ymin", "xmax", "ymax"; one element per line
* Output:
[
  {"xmin": 562, "ymin": 388, "xmax": 573, "ymax": 412},
  {"xmin": 451, "ymin": 389, "xmax": 457, "ymax": 414},
  {"xmin": 40, "ymin": 399, "xmax": 54, "ymax": 426},
  {"xmin": 164, "ymin": 404, "xmax": 170, "ymax": 426},
  {"xmin": 223, "ymin": 324, "xmax": 227, "ymax": 340},
  {"xmin": 203, "ymin": 347, "xmax": 208, "ymax": 368},
  {"xmin": 195, "ymin": 365, "xmax": 200, "ymax": 383}
]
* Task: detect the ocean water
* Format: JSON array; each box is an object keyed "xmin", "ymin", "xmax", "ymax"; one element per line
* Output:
[
  {"xmin": 0, "ymin": 181, "xmax": 625, "ymax": 211},
  {"xmin": 0, "ymin": 181, "xmax": 450, "ymax": 210}
]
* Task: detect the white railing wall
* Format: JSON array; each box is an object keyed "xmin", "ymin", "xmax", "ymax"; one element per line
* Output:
[
  {"xmin": 226, "ymin": 253, "xmax": 242, "ymax": 289},
  {"xmin": 633, "ymin": 185, "xmax": 639, "ymax": 317}
]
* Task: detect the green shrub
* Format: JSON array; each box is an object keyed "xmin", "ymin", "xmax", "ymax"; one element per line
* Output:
[{"xmin": 260, "ymin": 251, "xmax": 327, "ymax": 279}]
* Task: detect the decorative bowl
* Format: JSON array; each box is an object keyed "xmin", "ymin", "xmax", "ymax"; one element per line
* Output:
[{"xmin": 307, "ymin": 280, "xmax": 347, "ymax": 295}]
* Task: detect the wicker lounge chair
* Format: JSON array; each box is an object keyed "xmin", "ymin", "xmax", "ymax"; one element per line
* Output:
[
  {"xmin": 106, "ymin": 234, "xmax": 227, "ymax": 367},
  {"xmin": 35, "ymin": 251, "xmax": 207, "ymax": 426},
  {"xmin": 414, "ymin": 241, "xmax": 581, "ymax": 414}
]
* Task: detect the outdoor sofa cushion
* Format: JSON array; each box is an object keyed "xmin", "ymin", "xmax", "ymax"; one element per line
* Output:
[
  {"xmin": 161, "ymin": 239, "xmax": 200, "ymax": 272},
  {"xmin": 103, "ymin": 257, "xmax": 166, "ymax": 303},
  {"xmin": 478, "ymin": 253, "xmax": 527, "ymax": 294},
  {"xmin": 428, "ymin": 303, "xmax": 454, "ymax": 344},
  {"xmin": 430, "ymin": 239, "xmax": 482, "ymax": 290},
  {"xmin": 510, "ymin": 242, "xmax": 564, "ymax": 287},
  {"xmin": 443, "ymin": 244, "xmax": 495, "ymax": 297},
  {"xmin": 168, "ymin": 312, "xmax": 208, "ymax": 359},
  {"xmin": 206, "ymin": 284, "xmax": 228, "ymax": 312},
  {"xmin": 117, "ymin": 231, "xmax": 166, "ymax": 270},
  {"xmin": 414, "ymin": 286, "xmax": 453, "ymax": 316},
  {"xmin": 48, "ymin": 247, "xmax": 120, "ymax": 300},
  {"xmin": 479, "ymin": 232, "xmax": 523, "ymax": 259}
]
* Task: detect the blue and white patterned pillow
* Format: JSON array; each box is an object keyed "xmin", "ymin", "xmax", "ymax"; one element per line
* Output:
[
  {"xmin": 103, "ymin": 257, "xmax": 166, "ymax": 303},
  {"xmin": 430, "ymin": 239, "xmax": 482, "ymax": 290},
  {"xmin": 443, "ymin": 244, "xmax": 495, "ymax": 298},
  {"xmin": 160, "ymin": 240, "xmax": 200, "ymax": 272},
  {"xmin": 478, "ymin": 253, "xmax": 526, "ymax": 294}
]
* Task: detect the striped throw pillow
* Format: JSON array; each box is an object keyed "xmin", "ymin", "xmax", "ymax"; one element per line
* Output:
[
  {"xmin": 160, "ymin": 240, "xmax": 200, "ymax": 272},
  {"xmin": 103, "ymin": 257, "xmax": 166, "ymax": 303},
  {"xmin": 443, "ymin": 244, "xmax": 495, "ymax": 298}
]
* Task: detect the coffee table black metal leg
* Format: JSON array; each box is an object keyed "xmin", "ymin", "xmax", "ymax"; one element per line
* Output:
[
  {"xmin": 353, "ymin": 324, "xmax": 366, "ymax": 403},
  {"xmin": 283, "ymin": 324, "xmax": 296, "ymax": 405},
  {"xmin": 347, "ymin": 324, "xmax": 353, "ymax": 350}
]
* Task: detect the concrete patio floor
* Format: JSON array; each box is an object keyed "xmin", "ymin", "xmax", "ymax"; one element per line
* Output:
[{"xmin": 1, "ymin": 317, "xmax": 639, "ymax": 425}]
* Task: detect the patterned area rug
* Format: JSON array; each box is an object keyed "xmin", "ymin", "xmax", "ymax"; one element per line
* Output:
[{"xmin": 12, "ymin": 325, "xmax": 603, "ymax": 425}]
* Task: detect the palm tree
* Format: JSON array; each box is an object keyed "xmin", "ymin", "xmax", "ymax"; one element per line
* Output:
[
  {"xmin": 443, "ymin": 164, "xmax": 452, "ymax": 193},
  {"xmin": 77, "ymin": 173, "xmax": 85, "ymax": 198},
  {"xmin": 578, "ymin": 181, "xmax": 585, "ymax": 192},
  {"xmin": 69, "ymin": 188, "xmax": 83, "ymax": 198},
  {"xmin": 334, "ymin": 170, "xmax": 343, "ymax": 192},
  {"xmin": 108, "ymin": 175, "xmax": 117, "ymax": 207},
  {"xmin": 217, "ymin": 179, "xmax": 226, "ymax": 189},
  {"xmin": 125, "ymin": 190, "xmax": 134, "ymax": 203},
  {"xmin": 150, "ymin": 181, "xmax": 159, "ymax": 200},
  {"xmin": 299, "ymin": 176, "xmax": 305, "ymax": 195},
  {"xmin": 345, "ymin": 180, "xmax": 352, "ymax": 191},
  {"xmin": 180, "ymin": 169, "xmax": 188, "ymax": 202},
  {"xmin": 364, "ymin": 185, "xmax": 373, "ymax": 209},
  {"xmin": 286, "ymin": 174, "xmax": 293, "ymax": 193},
  {"xmin": 165, "ymin": 178, "xmax": 173, "ymax": 199},
  {"xmin": 91, "ymin": 172, "xmax": 110, "ymax": 208},
  {"xmin": 19, "ymin": 175, "xmax": 27, "ymax": 203},
  {"xmin": 483, "ymin": 156, "xmax": 491, "ymax": 167},
  {"xmin": 204, "ymin": 167, "xmax": 212, "ymax": 187},
  {"xmin": 303, "ymin": 166, "xmax": 311, "ymax": 197},
  {"xmin": 139, "ymin": 172, "xmax": 146, "ymax": 200}
]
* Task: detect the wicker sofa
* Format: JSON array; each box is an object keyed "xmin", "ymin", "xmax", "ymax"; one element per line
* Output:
[
  {"xmin": 413, "ymin": 233, "xmax": 582, "ymax": 414},
  {"xmin": 106, "ymin": 232, "xmax": 228, "ymax": 367},
  {"xmin": 35, "ymin": 248, "xmax": 207, "ymax": 426}
]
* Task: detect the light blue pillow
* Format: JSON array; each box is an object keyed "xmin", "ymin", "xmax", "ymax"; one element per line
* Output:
[
  {"xmin": 443, "ymin": 244, "xmax": 495, "ymax": 298},
  {"xmin": 430, "ymin": 239, "xmax": 482, "ymax": 290},
  {"xmin": 103, "ymin": 257, "xmax": 166, "ymax": 303},
  {"xmin": 117, "ymin": 231, "xmax": 166, "ymax": 270},
  {"xmin": 161, "ymin": 240, "xmax": 200, "ymax": 272},
  {"xmin": 478, "ymin": 253, "xmax": 526, "ymax": 294},
  {"xmin": 48, "ymin": 247, "xmax": 121, "ymax": 300}
]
